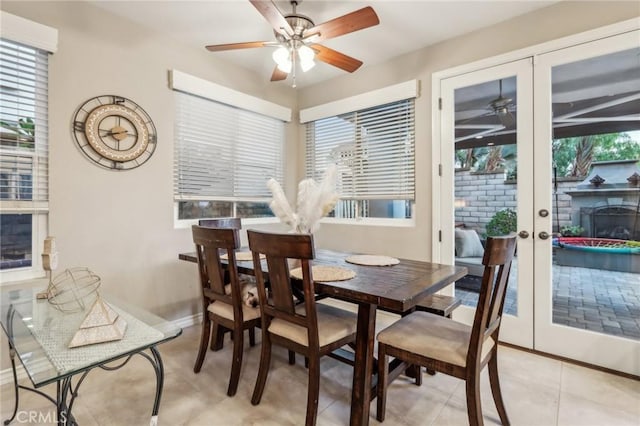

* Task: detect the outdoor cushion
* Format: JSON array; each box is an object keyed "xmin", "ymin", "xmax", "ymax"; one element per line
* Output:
[{"xmin": 455, "ymin": 228, "xmax": 485, "ymax": 258}]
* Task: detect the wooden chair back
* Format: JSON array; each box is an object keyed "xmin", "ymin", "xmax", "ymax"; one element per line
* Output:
[
  {"xmin": 198, "ymin": 217, "xmax": 241, "ymax": 229},
  {"xmin": 468, "ymin": 234, "xmax": 517, "ymax": 367},
  {"xmin": 192, "ymin": 225, "xmax": 243, "ymax": 316},
  {"xmin": 247, "ymin": 230, "xmax": 320, "ymax": 348}
]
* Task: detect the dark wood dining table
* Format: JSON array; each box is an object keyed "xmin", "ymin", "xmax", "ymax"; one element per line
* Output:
[{"xmin": 179, "ymin": 248, "xmax": 467, "ymax": 426}]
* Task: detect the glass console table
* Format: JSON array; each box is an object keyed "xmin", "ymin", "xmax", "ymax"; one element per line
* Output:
[{"xmin": 0, "ymin": 281, "xmax": 182, "ymax": 425}]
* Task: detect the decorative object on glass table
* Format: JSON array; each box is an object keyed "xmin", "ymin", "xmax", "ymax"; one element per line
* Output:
[
  {"xmin": 37, "ymin": 236, "xmax": 59, "ymax": 299},
  {"xmin": 47, "ymin": 267, "xmax": 101, "ymax": 313},
  {"xmin": 68, "ymin": 295, "xmax": 127, "ymax": 348},
  {"xmin": 267, "ymin": 164, "xmax": 339, "ymax": 233}
]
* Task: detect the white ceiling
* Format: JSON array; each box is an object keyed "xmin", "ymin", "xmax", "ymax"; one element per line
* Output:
[{"xmin": 89, "ymin": 0, "xmax": 558, "ymax": 88}]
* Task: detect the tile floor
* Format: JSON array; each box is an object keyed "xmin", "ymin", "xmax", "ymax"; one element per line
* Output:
[{"xmin": 1, "ymin": 314, "xmax": 639, "ymax": 426}]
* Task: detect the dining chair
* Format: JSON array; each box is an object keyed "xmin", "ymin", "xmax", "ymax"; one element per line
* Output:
[
  {"xmin": 191, "ymin": 224, "xmax": 261, "ymax": 397},
  {"xmin": 247, "ymin": 230, "xmax": 358, "ymax": 426},
  {"xmin": 376, "ymin": 234, "xmax": 517, "ymax": 426},
  {"xmin": 198, "ymin": 217, "xmax": 246, "ymax": 352}
]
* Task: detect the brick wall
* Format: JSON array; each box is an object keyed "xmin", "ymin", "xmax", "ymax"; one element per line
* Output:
[{"xmin": 454, "ymin": 168, "xmax": 582, "ymax": 236}]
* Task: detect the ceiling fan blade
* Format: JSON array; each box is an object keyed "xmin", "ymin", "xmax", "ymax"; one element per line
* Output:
[
  {"xmin": 304, "ymin": 6, "xmax": 379, "ymax": 43},
  {"xmin": 206, "ymin": 41, "xmax": 272, "ymax": 52},
  {"xmin": 270, "ymin": 66, "xmax": 288, "ymax": 82},
  {"xmin": 312, "ymin": 44, "xmax": 363, "ymax": 73},
  {"xmin": 249, "ymin": 0, "xmax": 293, "ymax": 37}
]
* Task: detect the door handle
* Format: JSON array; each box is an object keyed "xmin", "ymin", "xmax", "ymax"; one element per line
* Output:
[
  {"xmin": 518, "ymin": 230, "xmax": 529, "ymax": 239},
  {"xmin": 539, "ymin": 231, "xmax": 550, "ymax": 240}
]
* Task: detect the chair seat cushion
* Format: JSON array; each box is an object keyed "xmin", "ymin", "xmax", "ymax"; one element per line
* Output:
[
  {"xmin": 268, "ymin": 303, "xmax": 357, "ymax": 348},
  {"xmin": 377, "ymin": 311, "xmax": 494, "ymax": 367},
  {"xmin": 208, "ymin": 300, "xmax": 261, "ymax": 322}
]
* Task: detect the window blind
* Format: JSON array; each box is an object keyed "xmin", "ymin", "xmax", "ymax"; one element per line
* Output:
[
  {"xmin": 305, "ymin": 99, "xmax": 415, "ymax": 200},
  {"xmin": 174, "ymin": 92, "xmax": 285, "ymax": 201},
  {"xmin": 0, "ymin": 38, "xmax": 49, "ymax": 210}
]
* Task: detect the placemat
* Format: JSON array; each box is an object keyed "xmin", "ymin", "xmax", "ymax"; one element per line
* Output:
[
  {"xmin": 290, "ymin": 265, "xmax": 356, "ymax": 282},
  {"xmin": 345, "ymin": 255, "xmax": 400, "ymax": 266},
  {"xmin": 221, "ymin": 252, "xmax": 265, "ymax": 261}
]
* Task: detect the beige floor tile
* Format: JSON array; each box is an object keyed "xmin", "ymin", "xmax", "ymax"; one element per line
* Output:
[
  {"xmin": 377, "ymin": 374, "xmax": 459, "ymax": 426},
  {"xmin": 2, "ymin": 324, "xmax": 637, "ymax": 426},
  {"xmin": 560, "ymin": 362, "xmax": 640, "ymax": 416},
  {"xmin": 496, "ymin": 345, "xmax": 563, "ymax": 388},
  {"xmin": 440, "ymin": 360, "xmax": 560, "ymax": 426},
  {"xmin": 557, "ymin": 391, "xmax": 640, "ymax": 426}
]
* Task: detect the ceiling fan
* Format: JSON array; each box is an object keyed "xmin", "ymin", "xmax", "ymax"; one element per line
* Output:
[
  {"xmin": 487, "ymin": 79, "xmax": 516, "ymax": 128},
  {"xmin": 205, "ymin": 0, "xmax": 379, "ymax": 86}
]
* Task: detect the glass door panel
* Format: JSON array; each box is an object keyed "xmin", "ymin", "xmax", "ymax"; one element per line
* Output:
[
  {"xmin": 534, "ymin": 30, "xmax": 640, "ymax": 375},
  {"xmin": 440, "ymin": 59, "xmax": 534, "ymax": 348}
]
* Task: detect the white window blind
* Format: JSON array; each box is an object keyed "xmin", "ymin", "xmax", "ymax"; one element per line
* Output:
[
  {"xmin": 305, "ymin": 98, "xmax": 415, "ymax": 200},
  {"xmin": 174, "ymin": 91, "xmax": 285, "ymax": 201},
  {"xmin": 0, "ymin": 38, "xmax": 49, "ymax": 210}
]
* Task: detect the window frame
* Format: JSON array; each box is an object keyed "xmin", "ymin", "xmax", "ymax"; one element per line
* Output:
[
  {"xmin": 170, "ymin": 70, "xmax": 292, "ymax": 225},
  {"xmin": 302, "ymin": 81, "xmax": 418, "ymax": 224},
  {"xmin": 0, "ymin": 13, "xmax": 57, "ymax": 283}
]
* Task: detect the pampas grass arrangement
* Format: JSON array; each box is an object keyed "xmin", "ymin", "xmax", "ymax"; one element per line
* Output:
[{"xmin": 267, "ymin": 165, "xmax": 339, "ymax": 233}]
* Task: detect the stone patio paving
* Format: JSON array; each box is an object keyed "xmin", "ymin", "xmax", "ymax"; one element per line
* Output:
[{"xmin": 456, "ymin": 262, "xmax": 640, "ymax": 340}]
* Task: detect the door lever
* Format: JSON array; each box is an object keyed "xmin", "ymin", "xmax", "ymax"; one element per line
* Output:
[{"xmin": 539, "ymin": 231, "xmax": 550, "ymax": 240}]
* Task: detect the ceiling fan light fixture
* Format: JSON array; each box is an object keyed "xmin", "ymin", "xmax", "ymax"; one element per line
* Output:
[
  {"xmin": 300, "ymin": 59, "xmax": 315, "ymax": 72},
  {"xmin": 298, "ymin": 44, "xmax": 314, "ymax": 62},
  {"xmin": 277, "ymin": 60, "xmax": 292, "ymax": 73},
  {"xmin": 298, "ymin": 44, "xmax": 315, "ymax": 72},
  {"xmin": 272, "ymin": 46, "xmax": 292, "ymax": 72}
]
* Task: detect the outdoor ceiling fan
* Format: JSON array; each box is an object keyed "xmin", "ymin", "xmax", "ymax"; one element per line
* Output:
[
  {"xmin": 487, "ymin": 79, "xmax": 516, "ymax": 128},
  {"xmin": 205, "ymin": 0, "xmax": 379, "ymax": 86},
  {"xmin": 456, "ymin": 79, "xmax": 516, "ymax": 129}
]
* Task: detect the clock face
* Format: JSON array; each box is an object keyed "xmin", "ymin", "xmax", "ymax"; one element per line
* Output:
[{"xmin": 72, "ymin": 95, "xmax": 157, "ymax": 170}]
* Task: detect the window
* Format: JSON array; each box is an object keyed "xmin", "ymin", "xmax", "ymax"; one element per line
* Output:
[
  {"xmin": 173, "ymin": 91, "xmax": 286, "ymax": 221},
  {"xmin": 0, "ymin": 37, "xmax": 50, "ymax": 276},
  {"xmin": 305, "ymin": 98, "xmax": 415, "ymax": 219}
]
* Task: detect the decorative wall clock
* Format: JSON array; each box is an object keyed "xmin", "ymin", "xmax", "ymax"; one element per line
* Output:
[{"xmin": 72, "ymin": 95, "xmax": 157, "ymax": 170}]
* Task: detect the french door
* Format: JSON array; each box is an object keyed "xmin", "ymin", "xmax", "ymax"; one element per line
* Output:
[
  {"xmin": 533, "ymin": 31, "xmax": 640, "ymax": 376},
  {"xmin": 437, "ymin": 29, "xmax": 640, "ymax": 375},
  {"xmin": 439, "ymin": 58, "xmax": 535, "ymax": 349}
]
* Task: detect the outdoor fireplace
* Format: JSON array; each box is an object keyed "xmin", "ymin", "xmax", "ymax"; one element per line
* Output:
[
  {"xmin": 580, "ymin": 206, "xmax": 639, "ymax": 240},
  {"xmin": 565, "ymin": 159, "xmax": 640, "ymax": 239},
  {"xmin": 558, "ymin": 160, "xmax": 640, "ymax": 273}
]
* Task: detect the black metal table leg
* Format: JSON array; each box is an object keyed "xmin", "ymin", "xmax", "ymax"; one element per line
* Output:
[{"xmin": 4, "ymin": 347, "xmax": 20, "ymax": 426}]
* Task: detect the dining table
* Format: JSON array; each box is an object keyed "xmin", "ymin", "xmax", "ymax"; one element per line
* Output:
[{"xmin": 179, "ymin": 248, "xmax": 467, "ymax": 426}]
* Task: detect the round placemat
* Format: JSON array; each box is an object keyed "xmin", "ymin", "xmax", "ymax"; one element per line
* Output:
[
  {"xmin": 221, "ymin": 252, "xmax": 264, "ymax": 261},
  {"xmin": 345, "ymin": 255, "xmax": 400, "ymax": 266},
  {"xmin": 290, "ymin": 265, "xmax": 356, "ymax": 282}
]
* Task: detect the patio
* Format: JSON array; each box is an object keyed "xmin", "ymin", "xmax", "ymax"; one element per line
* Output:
[{"xmin": 456, "ymin": 263, "xmax": 640, "ymax": 340}]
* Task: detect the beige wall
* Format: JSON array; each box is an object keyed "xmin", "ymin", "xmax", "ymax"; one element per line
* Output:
[{"xmin": 0, "ymin": 0, "xmax": 637, "ymax": 330}]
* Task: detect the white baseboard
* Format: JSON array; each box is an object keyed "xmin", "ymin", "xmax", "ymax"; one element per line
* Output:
[{"xmin": 0, "ymin": 313, "xmax": 203, "ymax": 387}]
